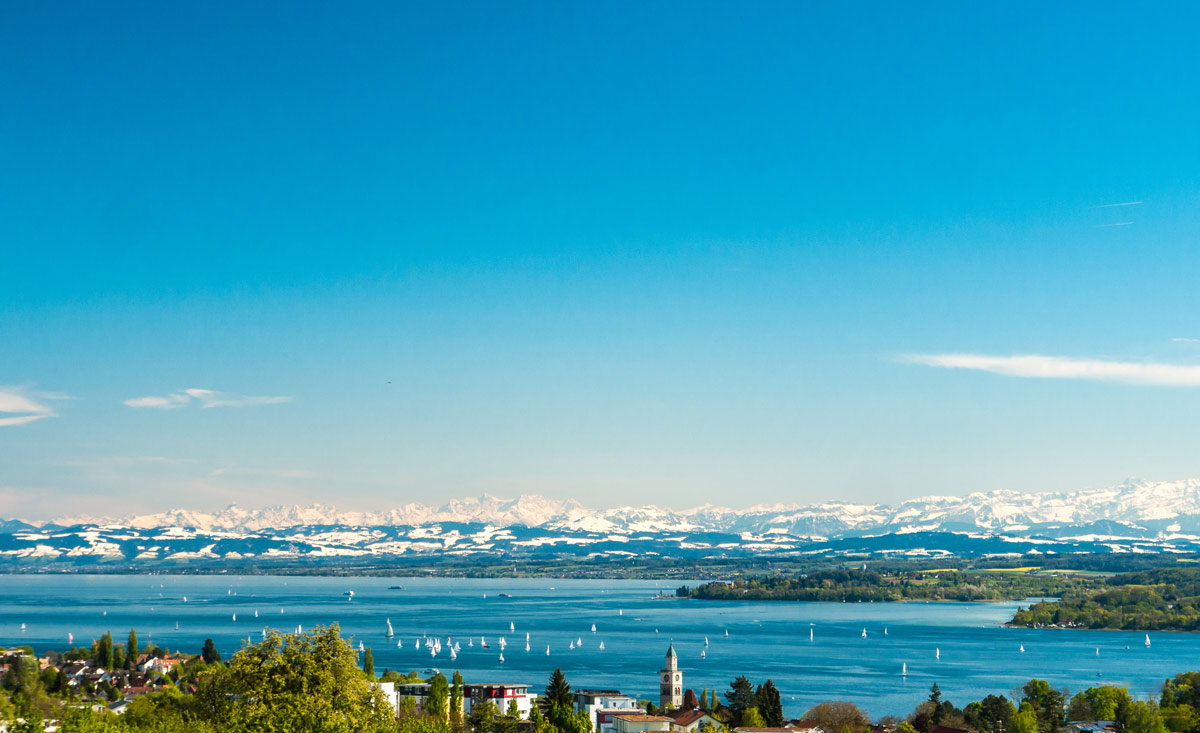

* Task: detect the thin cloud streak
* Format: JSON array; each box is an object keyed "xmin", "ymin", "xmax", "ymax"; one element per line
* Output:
[
  {"xmin": 1093, "ymin": 221, "xmax": 1133, "ymax": 227},
  {"xmin": 0, "ymin": 386, "xmax": 62, "ymax": 427},
  {"xmin": 903, "ymin": 353, "xmax": 1200, "ymax": 386},
  {"xmin": 125, "ymin": 388, "xmax": 291, "ymax": 409},
  {"xmin": 1093, "ymin": 201, "xmax": 1143, "ymax": 208}
]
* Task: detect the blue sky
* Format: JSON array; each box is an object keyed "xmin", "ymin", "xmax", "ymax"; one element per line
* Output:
[{"xmin": 4, "ymin": 2, "xmax": 1200, "ymax": 519}]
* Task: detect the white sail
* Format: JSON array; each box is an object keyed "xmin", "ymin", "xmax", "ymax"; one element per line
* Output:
[
  {"xmin": 526, "ymin": 632, "xmax": 530, "ymax": 642},
  {"xmin": 861, "ymin": 628, "xmax": 867, "ymax": 638},
  {"xmin": 450, "ymin": 647, "xmax": 457, "ymax": 660},
  {"xmin": 569, "ymin": 641, "xmax": 575, "ymax": 650},
  {"xmin": 1145, "ymin": 634, "xmax": 1151, "ymax": 647},
  {"xmin": 576, "ymin": 636, "xmax": 582, "ymax": 646},
  {"xmin": 526, "ymin": 641, "xmax": 531, "ymax": 652},
  {"xmin": 499, "ymin": 652, "xmax": 504, "ymax": 663},
  {"xmin": 183, "ymin": 596, "xmax": 187, "ymax": 603},
  {"xmin": 232, "ymin": 613, "xmax": 237, "ymax": 622},
  {"xmin": 935, "ymin": 648, "xmax": 940, "ymax": 660},
  {"xmin": 701, "ymin": 649, "xmax": 706, "ymax": 658},
  {"xmin": 510, "ymin": 622, "xmax": 515, "ymax": 631},
  {"xmin": 724, "ymin": 629, "xmax": 728, "ymax": 637},
  {"xmin": 809, "ymin": 628, "xmax": 813, "ymax": 642},
  {"xmin": 884, "ymin": 627, "xmax": 888, "ymax": 635},
  {"xmin": 359, "ymin": 640, "xmax": 364, "ymax": 652},
  {"xmin": 1019, "ymin": 644, "xmax": 1025, "ymax": 652},
  {"xmin": 902, "ymin": 662, "xmax": 907, "ymax": 676},
  {"xmin": 591, "ymin": 624, "xmax": 597, "ymax": 633},
  {"xmin": 386, "ymin": 619, "xmax": 394, "ymax": 637},
  {"xmin": 397, "ymin": 639, "xmax": 402, "ymax": 648},
  {"xmin": 599, "ymin": 641, "xmax": 605, "ymax": 650},
  {"xmin": 546, "ymin": 645, "xmax": 550, "ymax": 655}
]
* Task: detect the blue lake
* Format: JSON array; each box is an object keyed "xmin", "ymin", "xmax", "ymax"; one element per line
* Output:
[{"xmin": 0, "ymin": 575, "xmax": 1192, "ymax": 718}]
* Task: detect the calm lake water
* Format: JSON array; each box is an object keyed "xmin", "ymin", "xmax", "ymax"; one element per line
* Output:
[{"xmin": 0, "ymin": 575, "xmax": 1192, "ymax": 717}]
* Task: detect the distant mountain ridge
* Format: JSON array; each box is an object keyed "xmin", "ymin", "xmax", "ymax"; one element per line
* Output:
[
  {"xmin": 37, "ymin": 477, "xmax": 1200, "ymax": 535},
  {"xmin": 6, "ymin": 479, "xmax": 1200, "ymax": 568}
]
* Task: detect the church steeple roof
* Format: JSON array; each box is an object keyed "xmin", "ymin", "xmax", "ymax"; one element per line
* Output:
[{"xmin": 666, "ymin": 642, "xmax": 677, "ymax": 659}]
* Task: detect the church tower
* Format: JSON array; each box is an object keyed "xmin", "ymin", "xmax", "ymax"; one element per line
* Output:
[{"xmin": 659, "ymin": 643, "xmax": 682, "ymax": 710}]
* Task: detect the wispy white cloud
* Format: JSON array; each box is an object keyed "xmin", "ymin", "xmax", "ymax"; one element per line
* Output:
[
  {"xmin": 902, "ymin": 353, "xmax": 1200, "ymax": 386},
  {"xmin": 124, "ymin": 388, "xmax": 291, "ymax": 409},
  {"xmin": 0, "ymin": 386, "xmax": 64, "ymax": 427},
  {"xmin": 1093, "ymin": 201, "xmax": 1143, "ymax": 208},
  {"xmin": 1172, "ymin": 337, "xmax": 1199, "ymax": 343},
  {"xmin": 211, "ymin": 466, "xmax": 316, "ymax": 479}
]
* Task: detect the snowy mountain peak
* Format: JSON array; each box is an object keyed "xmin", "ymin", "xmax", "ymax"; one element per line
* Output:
[{"xmin": 37, "ymin": 478, "xmax": 1200, "ymax": 538}]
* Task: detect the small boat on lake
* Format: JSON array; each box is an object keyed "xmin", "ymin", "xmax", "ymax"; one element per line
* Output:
[{"xmin": 386, "ymin": 619, "xmax": 394, "ymax": 638}]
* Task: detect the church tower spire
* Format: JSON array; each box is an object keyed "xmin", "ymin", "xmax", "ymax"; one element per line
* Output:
[{"xmin": 659, "ymin": 643, "xmax": 682, "ymax": 710}]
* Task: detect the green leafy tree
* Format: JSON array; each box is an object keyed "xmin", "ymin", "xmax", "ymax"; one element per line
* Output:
[
  {"xmin": 128, "ymin": 628, "xmax": 139, "ymax": 668},
  {"xmin": 546, "ymin": 668, "xmax": 573, "ymax": 710},
  {"xmin": 194, "ymin": 624, "xmax": 393, "ymax": 732},
  {"xmin": 929, "ymin": 684, "xmax": 945, "ymax": 725},
  {"xmin": 742, "ymin": 708, "xmax": 766, "ymax": 727},
  {"xmin": 759, "ymin": 680, "xmax": 784, "ymax": 727},
  {"xmin": 711, "ymin": 689, "xmax": 719, "ymax": 712},
  {"xmin": 428, "ymin": 672, "xmax": 450, "ymax": 720},
  {"xmin": 806, "ymin": 701, "xmax": 870, "ymax": 733},
  {"xmin": 1085, "ymin": 686, "xmax": 1132, "ymax": 721},
  {"xmin": 201, "ymin": 638, "xmax": 221, "ymax": 665},
  {"xmin": 469, "ymin": 699, "xmax": 500, "ymax": 733},
  {"xmin": 966, "ymin": 695, "xmax": 1015, "ymax": 733},
  {"xmin": 1013, "ymin": 704, "xmax": 1040, "ymax": 733},
  {"xmin": 363, "ymin": 646, "xmax": 375, "ymax": 678},
  {"xmin": 94, "ymin": 631, "xmax": 114, "ymax": 669},
  {"xmin": 450, "ymin": 670, "xmax": 464, "ymax": 727},
  {"xmin": 1125, "ymin": 701, "xmax": 1169, "ymax": 733},
  {"xmin": 1161, "ymin": 704, "xmax": 1199, "ymax": 732},
  {"xmin": 700, "ymin": 688, "xmax": 709, "ymax": 711},
  {"xmin": 726, "ymin": 676, "xmax": 757, "ymax": 726},
  {"xmin": 1022, "ymin": 679, "xmax": 1065, "ymax": 733}
]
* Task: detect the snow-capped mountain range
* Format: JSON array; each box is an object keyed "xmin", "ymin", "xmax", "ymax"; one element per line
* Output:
[
  {"xmin": 38, "ymin": 477, "xmax": 1200, "ymax": 535},
  {"xmin": 5, "ymin": 478, "xmax": 1200, "ymax": 567}
]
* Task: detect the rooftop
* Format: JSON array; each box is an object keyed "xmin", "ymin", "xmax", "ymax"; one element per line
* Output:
[{"xmin": 613, "ymin": 714, "xmax": 674, "ymax": 723}]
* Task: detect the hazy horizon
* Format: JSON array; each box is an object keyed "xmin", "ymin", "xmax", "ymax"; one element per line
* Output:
[{"xmin": 5, "ymin": 3, "xmax": 1200, "ymax": 520}]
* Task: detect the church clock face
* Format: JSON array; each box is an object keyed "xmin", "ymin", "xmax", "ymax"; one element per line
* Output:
[{"xmin": 674, "ymin": 674, "xmax": 680, "ymax": 681}]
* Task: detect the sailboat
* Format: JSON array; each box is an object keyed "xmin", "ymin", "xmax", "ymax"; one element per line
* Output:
[
  {"xmin": 935, "ymin": 648, "xmax": 940, "ymax": 661},
  {"xmin": 525, "ymin": 640, "xmax": 531, "ymax": 652},
  {"xmin": 255, "ymin": 609, "xmax": 259, "ymax": 618},
  {"xmin": 1019, "ymin": 645, "xmax": 1025, "ymax": 653},
  {"xmin": 902, "ymin": 662, "xmax": 908, "ymax": 677},
  {"xmin": 499, "ymin": 652, "xmax": 504, "ymax": 663},
  {"xmin": 724, "ymin": 629, "xmax": 728, "ymax": 637},
  {"xmin": 232, "ymin": 613, "xmax": 237, "ymax": 622},
  {"xmin": 481, "ymin": 637, "xmax": 489, "ymax": 648},
  {"xmin": 397, "ymin": 639, "xmax": 402, "ymax": 648},
  {"xmin": 20, "ymin": 623, "xmax": 26, "ymax": 631},
  {"xmin": 499, "ymin": 637, "xmax": 506, "ymax": 649},
  {"xmin": 510, "ymin": 622, "xmax": 515, "ymax": 631},
  {"xmin": 297, "ymin": 624, "xmax": 303, "ymax": 634},
  {"xmin": 545, "ymin": 645, "xmax": 550, "ymax": 655},
  {"xmin": 619, "ymin": 609, "xmax": 623, "ymax": 616},
  {"xmin": 450, "ymin": 647, "xmax": 457, "ymax": 661},
  {"xmin": 68, "ymin": 632, "xmax": 74, "ymax": 644},
  {"xmin": 386, "ymin": 619, "xmax": 394, "ymax": 638},
  {"xmin": 569, "ymin": 640, "xmax": 575, "ymax": 650},
  {"xmin": 809, "ymin": 628, "xmax": 813, "ymax": 642},
  {"xmin": 175, "ymin": 622, "xmax": 179, "ymax": 630},
  {"xmin": 576, "ymin": 636, "xmax": 582, "ymax": 646},
  {"xmin": 861, "ymin": 628, "xmax": 867, "ymax": 638},
  {"xmin": 183, "ymin": 596, "xmax": 187, "ymax": 603},
  {"xmin": 430, "ymin": 645, "xmax": 436, "ymax": 657},
  {"xmin": 1145, "ymin": 634, "xmax": 1151, "ymax": 647},
  {"xmin": 468, "ymin": 638, "xmax": 474, "ymax": 647},
  {"xmin": 1096, "ymin": 648, "xmax": 1100, "ymax": 656},
  {"xmin": 526, "ymin": 632, "xmax": 530, "ymax": 642},
  {"xmin": 591, "ymin": 624, "xmax": 597, "ymax": 633},
  {"xmin": 359, "ymin": 641, "xmax": 365, "ymax": 652},
  {"xmin": 884, "ymin": 627, "xmax": 888, "ymax": 636},
  {"xmin": 599, "ymin": 641, "xmax": 605, "ymax": 650}
]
